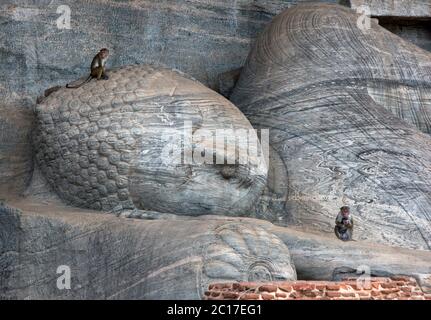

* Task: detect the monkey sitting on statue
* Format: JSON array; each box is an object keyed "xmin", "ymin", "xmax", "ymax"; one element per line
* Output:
[
  {"xmin": 334, "ymin": 206, "xmax": 354, "ymax": 241},
  {"xmin": 66, "ymin": 48, "xmax": 110, "ymax": 88}
]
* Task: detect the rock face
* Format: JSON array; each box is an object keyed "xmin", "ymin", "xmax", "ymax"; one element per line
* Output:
[
  {"xmin": 349, "ymin": 0, "xmax": 431, "ymax": 52},
  {"xmin": 2, "ymin": 0, "xmax": 431, "ymax": 301},
  {"xmin": 0, "ymin": 104, "xmax": 34, "ymax": 198},
  {"xmin": 3, "ymin": 200, "xmax": 430, "ymax": 299},
  {"xmin": 0, "ymin": 201, "xmax": 296, "ymax": 300},
  {"xmin": 349, "ymin": 0, "xmax": 431, "ymax": 18},
  {"xmin": 0, "ymin": 0, "xmax": 344, "ymax": 105},
  {"xmin": 34, "ymin": 65, "xmax": 267, "ymax": 215},
  {"xmin": 231, "ymin": 3, "xmax": 431, "ymax": 250},
  {"xmin": 269, "ymin": 225, "xmax": 431, "ymax": 281}
]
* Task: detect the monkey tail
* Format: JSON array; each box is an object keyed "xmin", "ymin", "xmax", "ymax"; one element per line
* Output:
[{"xmin": 66, "ymin": 75, "xmax": 92, "ymax": 89}]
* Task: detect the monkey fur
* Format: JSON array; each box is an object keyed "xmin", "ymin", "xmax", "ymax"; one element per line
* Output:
[{"xmin": 66, "ymin": 48, "xmax": 110, "ymax": 89}]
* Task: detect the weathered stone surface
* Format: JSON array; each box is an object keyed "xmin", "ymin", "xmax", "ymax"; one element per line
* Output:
[
  {"xmin": 0, "ymin": 104, "xmax": 34, "ymax": 198},
  {"xmin": 1, "ymin": 0, "xmax": 431, "ymax": 301},
  {"xmin": 34, "ymin": 65, "xmax": 267, "ymax": 215},
  {"xmin": 0, "ymin": 0, "xmax": 344, "ymax": 105},
  {"xmin": 0, "ymin": 201, "xmax": 296, "ymax": 299},
  {"xmin": 268, "ymin": 224, "xmax": 431, "ymax": 281},
  {"xmin": 217, "ymin": 68, "xmax": 243, "ymax": 99},
  {"xmin": 231, "ymin": 3, "xmax": 431, "ymax": 250},
  {"xmin": 349, "ymin": 0, "xmax": 431, "ymax": 18},
  {"xmin": 2, "ymin": 200, "xmax": 430, "ymax": 299},
  {"xmin": 349, "ymin": 1, "xmax": 431, "ymax": 52}
]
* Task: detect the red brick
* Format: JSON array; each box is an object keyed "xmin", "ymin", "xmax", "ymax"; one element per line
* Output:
[
  {"xmin": 239, "ymin": 293, "xmax": 260, "ymax": 300},
  {"xmin": 346, "ymin": 283, "xmax": 359, "ymax": 290},
  {"xmin": 390, "ymin": 276, "xmax": 412, "ymax": 282},
  {"xmin": 371, "ymin": 277, "xmax": 391, "ymax": 282},
  {"xmin": 210, "ymin": 283, "xmax": 232, "ymax": 290},
  {"xmin": 293, "ymin": 283, "xmax": 315, "ymax": 291},
  {"xmin": 279, "ymin": 285, "xmax": 293, "ymax": 292},
  {"xmin": 371, "ymin": 290, "xmax": 381, "ymax": 297},
  {"xmin": 341, "ymin": 292, "xmax": 357, "ymax": 297},
  {"xmin": 275, "ymin": 292, "xmax": 287, "ymax": 298},
  {"xmin": 232, "ymin": 283, "xmax": 246, "ymax": 291},
  {"xmin": 400, "ymin": 292, "xmax": 412, "ymax": 297},
  {"xmin": 357, "ymin": 291, "xmax": 371, "ymax": 297},
  {"xmin": 326, "ymin": 291, "xmax": 341, "ymax": 298},
  {"xmin": 381, "ymin": 289, "xmax": 400, "ymax": 294},
  {"xmin": 411, "ymin": 291, "xmax": 424, "ymax": 296},
  {"xmin": 302, "ymin": 290, "xmax": 317, "ymax": 298},
  {"xmin": 315, "ymin": 284, "xmax": 326, "ymax": 290},
  {"xmin": 326, "ymin": 284, "xmax": 341, "ymax": 291},
  {"xmin": 289, "ymin": 292, "xmax": 299, "ymax": 299},
  {"xmin": 261, "ymin": 293, "xmax": 274, "ymax": 300},
  {"xmin": 381, "ymin": 282, "xmax": 397, "ymax": 289},
  {"xmin": 222, "ymin": 292, "xmax": 239, "ymax": 299},
  {"xmin": 238, "ymin": 282, "xmax": 259, "ymax": 290},
  {"xmin": 385, "ymin": 293, "xmax": 400, "ymax": 299},
  {"xmin": 371, "ymin": 282, "xmax": 381, "ymax": 289},
  {"xmin": 359, "ymin": 284, "xmax": 373, "ymax": 290},
  {"xmin": 258, "ymin": 284, "xmax": 278, "ymax": 293},
  {"xmin": 400, "ymin": 286, "xmax": 412, "ymax": 292}
]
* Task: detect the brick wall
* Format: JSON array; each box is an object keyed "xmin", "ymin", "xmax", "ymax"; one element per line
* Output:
[{"xmin": 204, "ymin": 276, "xmax": 431, "ymax": 300}]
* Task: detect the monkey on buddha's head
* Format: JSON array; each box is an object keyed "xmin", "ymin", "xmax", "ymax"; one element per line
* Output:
[{"xmin": 66, "ymin": 48, "xmax": 111, "ymax": 89}]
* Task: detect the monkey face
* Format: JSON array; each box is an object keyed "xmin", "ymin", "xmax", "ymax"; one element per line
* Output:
[{"xmin": 101, "ymin": 51, "xmax": 109, "ymax": 59}]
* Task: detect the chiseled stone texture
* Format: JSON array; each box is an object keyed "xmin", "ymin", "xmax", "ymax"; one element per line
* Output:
[
  {"xmin": 231, "ymin": 3, "xmax": 431, "ymax": 250},
  {"xmin": 34, "ymin": 64, "xmax": 267, "ymax": 215},
  {"xmin": 0, "ymin": 202, "xmax": 296, "ymax": 300}
]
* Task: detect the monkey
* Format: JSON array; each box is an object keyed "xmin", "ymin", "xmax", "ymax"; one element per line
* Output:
[
  {"xmin": 66, "ymin": 48, "xmax": 110, "ymax": 89},
  {"xmin": 334, "ymin": 206, "xmax": 354, "ymax": 241}
]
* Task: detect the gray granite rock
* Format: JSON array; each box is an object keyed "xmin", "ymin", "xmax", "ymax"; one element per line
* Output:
[
  {"xmin": 0, "ymin": 0, "xmax": 343, "ymax": 106},
  {"xmin": 0, "ymin": 201, "xmax": 296, "ymax": 299},
  {"xmin": 0, "ymin": 104, "xmax": 34, "ymax": 199},
  {"xmin": 349, "ymin": 0, "xmax": 431, "ymax": 52},
  {"xmin": 2, "ymin": 201, "xmax": 430, "ymax": 299},
  {"xmin": 349, "ymin": 0, "xmax": 431, "ymax": 18},
  {"xmin": 34, "ymin": 65, "xmax": 267, "ymax": 215},
  {"xmin": 1, "ymin": 0, "xmax": 431, "ymax": 301},
  {"xmin": 231, "ymin": 3, "xmax": 431, "ymax": 250},
  {"xmin": 268, "ymin": 224, "xmax": 431, "ymax": 281}
]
